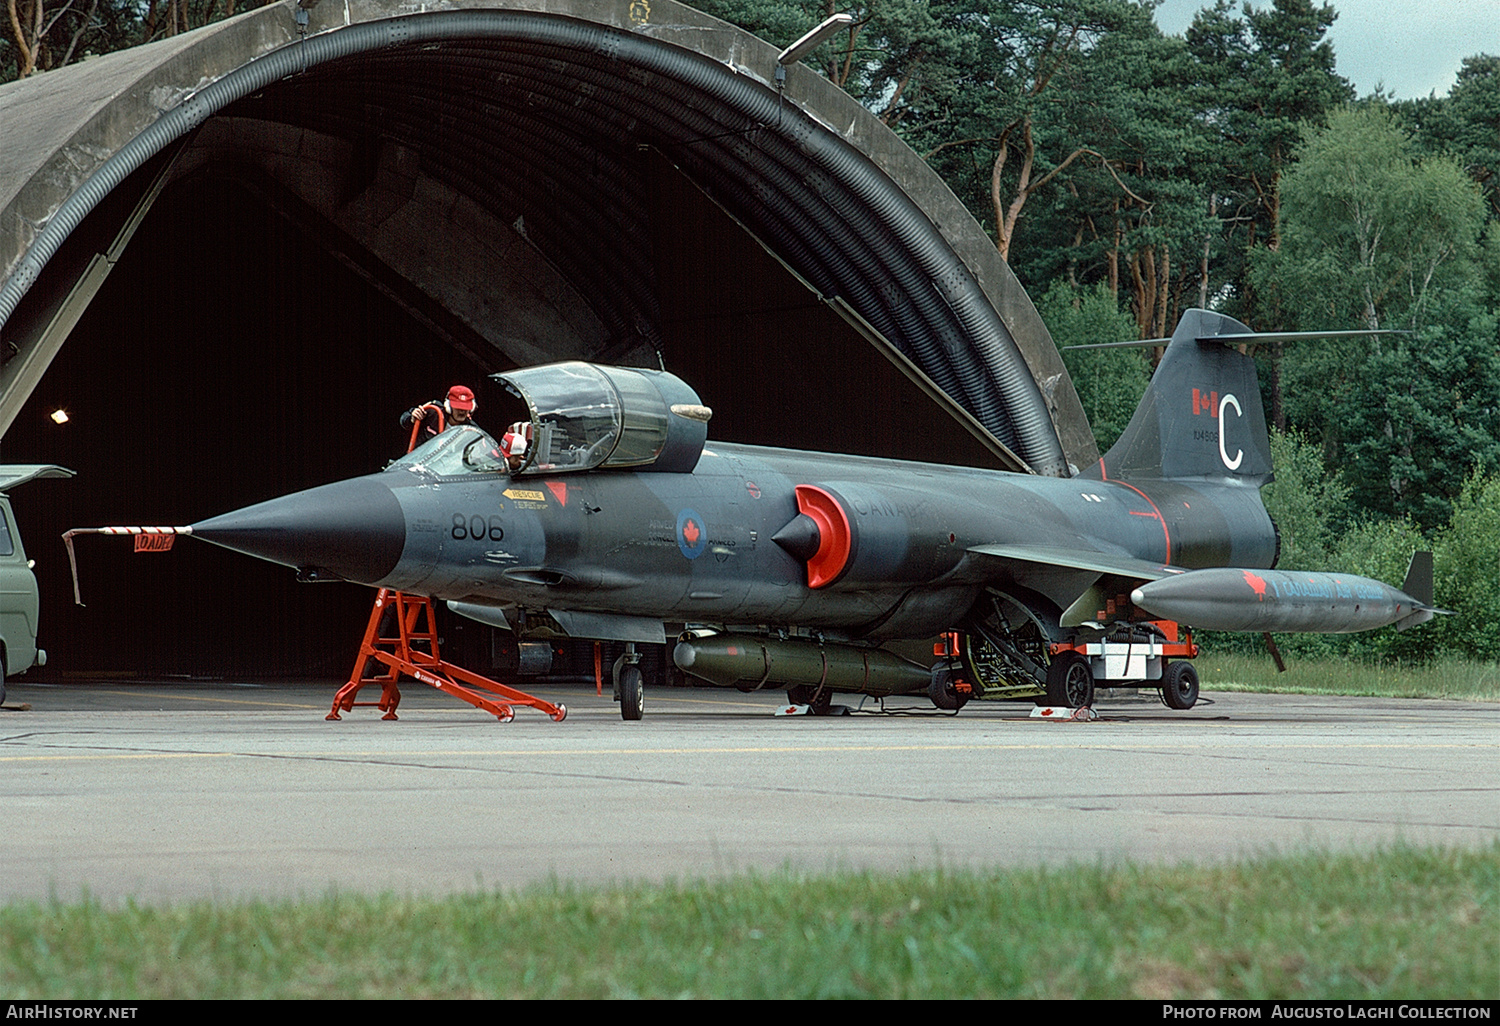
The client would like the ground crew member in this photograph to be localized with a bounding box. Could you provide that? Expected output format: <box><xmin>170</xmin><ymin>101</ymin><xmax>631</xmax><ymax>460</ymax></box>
<box><xmin>401</xmin><ymin>385</ymin><xmax>478</xmax><ymax>443</ymax></box>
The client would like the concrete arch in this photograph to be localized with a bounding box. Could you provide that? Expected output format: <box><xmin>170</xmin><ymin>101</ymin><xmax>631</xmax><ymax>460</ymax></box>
<box><xmin>0</xmin><ymin>0</ymin><xmax>1097</xmax><ymax>475</ymax></box>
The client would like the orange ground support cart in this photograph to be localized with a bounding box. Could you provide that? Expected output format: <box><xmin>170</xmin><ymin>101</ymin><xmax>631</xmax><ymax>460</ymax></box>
<box><xmin>1048</xmin><ymin>621</ymin><xmax>1198</xmax><ymax>681</ymax></box>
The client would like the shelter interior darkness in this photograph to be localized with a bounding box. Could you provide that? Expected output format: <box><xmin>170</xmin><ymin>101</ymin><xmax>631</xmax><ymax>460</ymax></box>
<box><xmin>4</xmin><ymin>158</ymin><xmax>1000</xmax><ymax>679</ymax></box>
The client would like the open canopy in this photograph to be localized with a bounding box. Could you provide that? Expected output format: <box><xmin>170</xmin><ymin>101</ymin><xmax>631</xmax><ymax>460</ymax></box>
<box><xmin>494</xmin><ymin>362</ymin><xmax>711</xmax><ymax>476</ymax></box>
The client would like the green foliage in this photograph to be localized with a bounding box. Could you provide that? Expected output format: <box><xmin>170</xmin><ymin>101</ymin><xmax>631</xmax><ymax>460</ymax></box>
<box><xmin>691</xmin><ymin>0</ymin><xmax>817</xmax><ymax>42</ymax></box>
<box><xmin>1338</xmin><ymin>309</ymin><xmax>1500</xmax><ymax>527</ymax></box>
<box><xmin>1254</xmin><ymin>106</ymin><xmax>1499</xmax><ymax>527</ymax></box>
<box><xmin>1198</xmin><ymin>652</ymin><xmax>1498</xmax><ymax>701</ymax></box>
<box><xmin>1260</xmin><ymin>427</ymin><xmax>1351</xmax><ymax>569</ymax></box>
<box><xmin>1482</xmin><ymin>220</ymin><xmax>1500</xmax><ymax>309</ymax></box>
<box><xmin>1430</xmin><ymin>473</ymin><xmax>1500</xmax><ymax>663</ymax></box>
<box><xmin>865</xmin><ymin>0</ymin><xmax>1198</xmax><ymax>333</ymax></box>
<box><xmin>1183</xmin><ymin>0</ymin><xmax>1353</xmax><ymax>323</ymax></box>
<box><xmin>2</xmin><ymin>848</ymin><xmax>1495</xmax><ymax>998</ymax></box>
<box><xmin>1259</xmin><ymin>106</ymin><xmax>1487</xmax><ymax>332</ymax></box>
<box><xmin>1018</xmin><ymin>10</ymin><xmax>1215</xmax><ymax>335</ymax></box>
<box><xmin>691</xmin><ymin>0</ymin><xmax>982</xmax><ymax>112</ymax></box>
<box><xmin>1399</xmin><ymin>55</ymin><xmax>1500</xmax><ymax>222</ymax></box>
<box><xmin>1037</xmin><ymin>282</ymin><xmax>1148</xmax><ymax>449</ymax></box>
<box><xmin>1271</xmin><ymin>300</ymin><xmax>1500</xmax><ymax>530</ymax></box>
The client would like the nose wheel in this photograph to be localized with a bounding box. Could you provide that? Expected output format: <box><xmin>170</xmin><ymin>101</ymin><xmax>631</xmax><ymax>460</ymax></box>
<box><xmin>612</xmin><ymin>644</ymin><xmax>647</xmax><ymax>720</ymax></box>
<box><xmin>618</xmin><ymin>664</ymin><xmax>644</xmax><ymax>720</ymax></box>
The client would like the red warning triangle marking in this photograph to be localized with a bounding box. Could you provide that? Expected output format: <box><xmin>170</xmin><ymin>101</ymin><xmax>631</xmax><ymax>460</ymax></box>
<box><xmin>545</xmin><ymin>481</ymin><xmax>568</xmax><ymax>506</ymax></box>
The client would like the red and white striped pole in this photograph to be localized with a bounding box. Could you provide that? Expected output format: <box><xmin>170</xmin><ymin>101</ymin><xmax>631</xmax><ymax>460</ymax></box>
<box><xmin>61</xmin><ymin>526</ymin><xmax>193</xmax><ymax>605</ymax></box>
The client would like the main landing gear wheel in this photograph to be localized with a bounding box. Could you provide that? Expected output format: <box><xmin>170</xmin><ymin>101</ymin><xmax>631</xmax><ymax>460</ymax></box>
<box><xmin>928</xmin><ymin>664</ymin><xmax>969</xmax><ymax>711</ymax></box>
<box><xmin>619</xmin><ymin>664</ymin><xmax>644</xmax><ymax>721</ymax></box>
<box><xmin>1161</xmin><ymin>660</ymin><xmax>1200</xmax><ymax>710</ymax></box>
<box><xmin>1044</xmin><ymin>651</ymin><xmax>1095</xmax><ymax>709</ymax></box>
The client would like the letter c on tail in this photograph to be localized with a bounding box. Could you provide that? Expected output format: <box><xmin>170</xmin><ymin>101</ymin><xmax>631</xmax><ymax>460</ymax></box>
<box><xmin>1218</xmin><ymin>393</ymin><xmax>1243</xmax><ymax>470</ymax></box>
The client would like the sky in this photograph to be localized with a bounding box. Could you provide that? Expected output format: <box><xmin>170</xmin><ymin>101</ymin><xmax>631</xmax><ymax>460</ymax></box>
<box><xmin>1152</xmin><ymin>0</ymin><xmax>1500</xmax><ymax>99</ymax></box>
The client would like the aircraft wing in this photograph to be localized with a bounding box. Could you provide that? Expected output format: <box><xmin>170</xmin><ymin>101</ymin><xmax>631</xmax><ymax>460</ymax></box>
<box><xmin>965</xmin><ymin>543</ymin><xmax>1184</xmax><ymax>582</ymax></box>
<box><xmin>966</xmin><ymin>543</ymin><xmax>1190</xmax><ymax>627</ymax></box>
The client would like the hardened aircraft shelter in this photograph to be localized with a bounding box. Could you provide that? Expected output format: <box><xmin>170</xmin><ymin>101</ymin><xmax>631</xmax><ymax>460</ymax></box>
<box><xmin>0</xmin><ymin>0</ymin><xmax>1097</xmax><ymax>675</ymax></box>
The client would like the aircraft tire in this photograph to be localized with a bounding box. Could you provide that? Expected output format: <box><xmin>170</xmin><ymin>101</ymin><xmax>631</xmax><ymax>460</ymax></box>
<box><xmin>1044</xmin><ymin>651</ymin><xmax>1095</xmax><ymax>708</ymax></box>
<box><xmin>1162</xmin><ymin>660</ymin><xmax>1199</xmax><ymax>710</ymax></box>
<box><xmin>928</xmin><ymin>665</ymin><xmax>968</xmax><ymax>711</ymax></box>
<box><xmin>0</xmin><ymin>663</ymin><xmax>6</xmax><ymax>708</ymax></box>
<box><xmin>619</xmin><ymin>664</ymin><xmax>644</xmax><ymax>721</ymax></box>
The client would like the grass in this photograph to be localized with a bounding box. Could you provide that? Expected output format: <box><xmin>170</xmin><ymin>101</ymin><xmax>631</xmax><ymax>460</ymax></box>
<box><xmin>1195</xmin><ymin>653</ymin><xmax>1500</xmax><ymax>703</ymax></box>
<box><xmin>1</xmin><ymin>845</ymin><xmax>1495</xmax><ymax>999</ymax></box>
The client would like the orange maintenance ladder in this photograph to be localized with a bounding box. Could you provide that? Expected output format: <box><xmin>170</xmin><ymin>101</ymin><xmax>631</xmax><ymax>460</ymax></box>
<box><xmin>325</xmin><ymin>402</ymin><xmax>566</xmax><ymax>723</ymax></box>
<box><xmin>326</xmin><ymin>588</ymin><xmax>566</xmax><ymax>722</ymax></box>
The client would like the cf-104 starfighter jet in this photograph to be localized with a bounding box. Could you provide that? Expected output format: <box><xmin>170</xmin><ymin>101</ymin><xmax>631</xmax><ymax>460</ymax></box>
<box><xmin>182</xmin><ymin>309</ymin><xmax>1443</xmax><ymax>719</ymax></box>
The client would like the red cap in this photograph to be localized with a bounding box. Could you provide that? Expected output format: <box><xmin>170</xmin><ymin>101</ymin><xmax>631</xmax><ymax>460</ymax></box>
<box><xmin>501</xmin><ymin>431</ymin><xmax>528</xmax><ymax>459</ymax></box>
<box><xmin>446</xmin><ymin>385</ymin><xmax>476</xmax><ymax>411</ymax></box>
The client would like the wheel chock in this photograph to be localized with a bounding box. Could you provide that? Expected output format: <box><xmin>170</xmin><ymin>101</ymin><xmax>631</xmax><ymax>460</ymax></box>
<box><xmin>1030</xmin><ymin>705</ymin><xmax>1099</xmax><ymax>721</ymax></box>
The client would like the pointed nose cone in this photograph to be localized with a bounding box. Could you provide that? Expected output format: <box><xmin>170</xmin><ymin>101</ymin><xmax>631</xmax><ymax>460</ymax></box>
<box><xmin>192</xmin><ymin>476</ymin><xmax>406</xmax><ymax>585</ymax></box>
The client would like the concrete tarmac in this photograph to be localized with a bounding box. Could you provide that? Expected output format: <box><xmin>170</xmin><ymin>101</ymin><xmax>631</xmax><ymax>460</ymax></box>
<box><xmin>0</xmin><ymin>678</ymin><xmax>1494</xmax><ymax>904</ymax></box>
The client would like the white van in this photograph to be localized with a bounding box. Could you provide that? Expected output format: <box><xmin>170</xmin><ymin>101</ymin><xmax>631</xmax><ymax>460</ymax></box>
<box><xmin>0</xmin><ymin>465</ymin><xmax>74</xmax><ymax>704</ymax></box>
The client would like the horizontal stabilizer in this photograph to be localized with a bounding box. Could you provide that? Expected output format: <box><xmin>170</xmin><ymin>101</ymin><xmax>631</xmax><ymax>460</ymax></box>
<box><xmin>1064</xmin><ymin>328</ymin><xmax>1408</xmax><ymax>351</ymax></box>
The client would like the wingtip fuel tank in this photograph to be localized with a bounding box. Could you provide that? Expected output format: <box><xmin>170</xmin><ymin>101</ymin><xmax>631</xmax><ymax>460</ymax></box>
<box><xmin>1130</xmin><ymin>566</ymin><xmax>1441</xmax><ymax>634</ymax></box>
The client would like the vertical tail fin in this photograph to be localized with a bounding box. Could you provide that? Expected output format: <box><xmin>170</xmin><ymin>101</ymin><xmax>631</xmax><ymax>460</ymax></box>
<box><xmin>1095</xmin><ymin>310</ymin><xmax>1273</xmax><ymax>485</ymax></box>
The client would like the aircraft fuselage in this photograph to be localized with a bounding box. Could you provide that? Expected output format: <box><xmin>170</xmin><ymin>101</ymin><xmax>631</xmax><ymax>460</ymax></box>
<box><xmin>195</xmin><ymin>440</ymin><xmax>1277</xmax><ymax>643</ymax></box>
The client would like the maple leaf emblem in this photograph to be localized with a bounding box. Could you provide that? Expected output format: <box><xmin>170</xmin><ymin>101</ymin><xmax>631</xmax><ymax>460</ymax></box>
<box><xmin>682</xmin><ymin>519</ymin><xmax>701</xmax><ymax>546</ymax></box>
<box><xmin>1242</xmin><ymin>569</ymin><xmax>1267</xmax><ymax>599</ymax></box>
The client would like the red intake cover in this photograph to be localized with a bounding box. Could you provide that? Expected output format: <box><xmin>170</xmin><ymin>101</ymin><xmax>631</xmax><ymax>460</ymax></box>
<box><xmin>794</xmin><ymin>484</ymin><xmax>853</xmax><ymax>588</ymax></box>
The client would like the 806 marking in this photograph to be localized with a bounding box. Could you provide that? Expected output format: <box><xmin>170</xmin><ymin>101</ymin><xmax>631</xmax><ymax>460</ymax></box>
<box><xmin>452</xmin><ymin>513</ymin><xmax>504</xmax><ymax>542</ymax></box>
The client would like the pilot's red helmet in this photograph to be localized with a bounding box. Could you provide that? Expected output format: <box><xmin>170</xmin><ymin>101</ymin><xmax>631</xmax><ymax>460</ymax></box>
<box><xmin>446</xmin><ymin>385</ymin><xmax>476</xmax><ymax>412</ymax></box>
<box><xmin>501</xmin><ymin>431</ymin><xmax>528</xmax><ymax>460</ymax></box>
